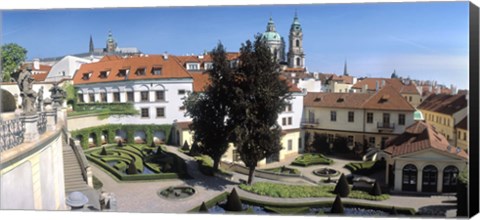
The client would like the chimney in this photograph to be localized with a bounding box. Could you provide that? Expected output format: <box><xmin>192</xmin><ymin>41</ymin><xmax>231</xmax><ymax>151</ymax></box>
<box><xmin>362</xmin><ymin>84</ymin><xmax>368</xmax><ymax>93</ymax></box>
<box><xmin>163</xmin><ymin>51</ymin><xmax>169</xmax><ymax>60</ymax></box>
<box><xmin>33</xmin><ymin>58</ymin><xmax>40</xmax><ymax>70</ymax></box>
<box><xmin>375</xmin><ymin>81</ymin><xmax>379</xmax><ymax>91</ymax></box>
<box><xmin>381</xmin><ymin>80</ymin><xmax>386</xmax><ymax>88</ymax></box>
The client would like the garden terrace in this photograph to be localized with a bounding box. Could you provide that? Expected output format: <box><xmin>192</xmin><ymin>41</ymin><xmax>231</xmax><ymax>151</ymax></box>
<box><xmin>85</xmin><ymin>144</ymin><xmax>188</xmax><ymax>181</ymax></box>
<box><xmin>239</xmin><ymin>182</ymin><xmax>390</xmax><ymax>201</ymax></box>
<box><xmin>291</xmin><ymin>153</ymin><xmax>334</xmax><ymax>167</ymax></box>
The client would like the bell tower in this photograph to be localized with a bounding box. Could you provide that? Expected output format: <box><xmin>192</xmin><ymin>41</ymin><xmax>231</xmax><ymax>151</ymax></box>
<box><xmin>287</xmin><ymin>12</ymin><xmax>305</xmax><ymax>68</ymax></box>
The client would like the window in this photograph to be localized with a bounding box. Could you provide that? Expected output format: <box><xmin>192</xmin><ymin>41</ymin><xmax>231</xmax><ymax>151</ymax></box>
<box><xmin>82</xmin><ymin>73</ymin><xmax>91</xmax><ymax>80</ymax></box>
<box><xmin>367</xmin><ymin>112</ymin><xmax>373</xmax><ymax>123</ymax></box>
<box><xmin>295</xmin><ymin>39</ymin><xmax>300</xmax><ymax>47</ymax></box>
<box><xmin>288</xmin><ymin>140</ymin><xmax>293</xmax><ymax>151</ymax></box>
<box><xmin>78</xmin><ymin>94</ymin><xmax>84</xmax><ymax>103</ymax></box>
<box><xmin>136</xmin><ymin>68</ymin><xmax>146</xmax><ymax>76</ymax></box>
<box><xmin>285</xmin><ymin>104</ymin><xmax>292</xmax><ymax>112</ymax></box>
<box><xmin>381</xmin><ymin>137</ymin><xmax>389</xmax><ymax>149</ymax></box>
<box><xmin>327</xmin><ymin>134</ymin><xmax>334</xmax><ymax>143</ymax></box>
<box><xmin>187</xmin><ymin>63</ymin><xmax>199</xmax><ymax>70</ymax></box>
<box><xmin>282</xmin><ymin>118</ymin><xmax>287</xmax><ymax>126</ymax></box>
<box><xmin>178</xmin><ymin>89</ymin><xmax>186</xmax><ymax>95</ymax></box>
<box><xmin>233</xmin><ymin>150</ymin><xmax>241</xmax><ymax>161</ymax></box>
<box><xmin>348</xmin><ymin>136</ymin><xmax>354</xmax><ymax>145</ymax></box>
<box><xmin>156</xmin><ymin>91</ymin><xmax>165</xmax><ymax>101</ymax></box>
<box><xmin>100</xmin><ymin>92</ymin><xmax>107</xmax><ymax>102</ymax></box>
<box><xmin>287</xmin><ymin>117</ymin><xmax>292</xmax><ymax>125</ymax></box>
<box><xmin>330</xmin><ymin>111</ymin><xmax>337</xmax><ymax>122</ymax></box>
<box><xmin>296</xmin><ymin>57</ymin><xmax>301</xmax><ymax>66</ymax></box>
<box><xmin>348</xmin><ymin>111</ymin><xmax>354</xmax><ymax>122</ymax></box>
<box><xmin>126</xmin><ymin>92</ymin><xmax>134</xmax><ymax>102</ymax></box>
<box><xmin>409</xmin><ymin>96</ymin><xmax>412</xmax><ymax>102</ymax></box>
<box><xmin>141</xmin><ymin>108</ymin><xmax>149</xmax><ymax>118</ymax></box>
<box><xmin>118</xmin><ymin>69</ymin><xmax>128</xmax><ymax>77</ymax></box>
<box><xmin>204</xmin><ymin>62</ymin><xmax>213</xmax><ymax>70</ymax></box>
<box><xmin>398</xmin><ymin>114</ymin><xmax>405</xmax><ymax>125</ymax></box>
<box><xmin>463</xmin><ymin>132</ymin><xmax>467</xmax><ymax>141</ymax></box>
<box><xmin>402</xmin><ymin>164</ymin><xmax>417</xmax><ymax>191</ymax></box>
<box><xmin>229</xmin><ymin>60</ymin><xmax>238</xmax><ymax>68</ymax></box>
<box><xmin>141</xmin><ymin>91</ymin><xmax>149</xmax><ymax>102</ymax></box>
<box><xmin>152</xmin><ymin>67</ymin><xmax>162</xmax><ymax>75</ymax></box>
<box><xmin>179</xmin><ymin>106</ymin><xmax>186</xmax><ymax>111</ymax></box>
<box><xmin>99</xmin><ymin>71</ymin><xmax>109</xmax><ymax>78</ymax></box>
<box><xmin>156</xmin><ymin>107</ymin><xmax>165</xmax><ymax>118</ymax></box>
<box><xmin>369</xmin><ymin>137</ymin><xmax>375</xmax><ymax>147</ymax></box>
<box><xmin>113</xmin><ymin>92</ymin><xmax>120</xmax><ymax>102</ymax></box>
<box><xmin>89</xmin><ymin>94</ymin><xmax>95</xmax><ymax>103</ymax></box>
<box><xmin>443</xmin><ymin>118</ymin><xmax>446</xmax><ymax>125</ymax></box>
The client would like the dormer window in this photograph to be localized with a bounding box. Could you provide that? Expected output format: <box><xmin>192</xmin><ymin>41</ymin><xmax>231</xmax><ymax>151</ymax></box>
<box><xmin>186</xmin><ymin>63</ymin><xmax>200</xmax><ymax>71</ymax></box>
<box><xmin>82</xmin><ymin>72</ymin><xmax>92</xmax><ymax>80</ymax></box>
<box><xmin>152</xmin><ymin>66</ymin><xmax>162</xmax><ymax>75</ymax></box>
<box><xmin>136</xmin><ymin>67</ymin><xmax>146</xmax><ymax>76</ymax></box>
<box><xmin>99</xmin><ymin>70</ymin><xmax>109</xmax><ymax>79</ymax></box>
<box><xmin>204</xmin><ymin>62</ymin><xmax>213</xmax><ymax>70</ymax></box>
<box><xmin>229</xmin><ymin>60</ymin><xmax>238</xmax><ymax>68</ymax></box>
<box><xmin>118</xmin><ymin>68</ymin><xmax>129</xmax><ymax>77</ymax></box>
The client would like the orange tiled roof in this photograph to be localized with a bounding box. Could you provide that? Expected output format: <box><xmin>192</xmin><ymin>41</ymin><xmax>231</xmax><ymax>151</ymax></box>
<box><xmin>176</xmin><ymin>52</ymin><xmax>240</xmax><ymax>69</ymax></box>
<box><xmin>384</xmin><ymin>121</ymin><xmax>468</xmax><ymax>159</ymax></box>
<box><xmin>32</xmin><ymin>73</ymin><xmax>48</xmax><ymax>81</ymax></box>
<box><xmin>362</xmin><ymin>85</ymin><xmax>415</xmax><ymax>111</ymax></box>
<box><xmin>352</xmin><ymin>78</ymin><xmax>403</xmax><ymax>91</ymax></box>
<box><xmin>417</xmin><ymin>93</ymin><xmax>467</xmax><ymax>115</ymax></box>
<box><xmin>192</xmin><ymin>73</ymin><xmax>211</xmax><ymax>92</ymax></box>
<box><xmin>330</xmin><ymin>75</ymin><xmax>354</xmax><ymax>84</ymax></box>
<box><xmin>73</xmin><ymin>55</ymin><xmax>192</xmax><ymax>85</ymax></box>
<box><xmin>399</xmin><ymin>82</ymin><xmax>420</xmax><ymax>95</ymax></box>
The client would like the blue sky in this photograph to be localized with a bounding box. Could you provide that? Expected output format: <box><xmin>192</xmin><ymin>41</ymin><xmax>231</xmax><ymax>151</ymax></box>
<box><xmin>1</xmin><ymin>2</ymin><xmax>470</xmax><ymax>89</ymax></box>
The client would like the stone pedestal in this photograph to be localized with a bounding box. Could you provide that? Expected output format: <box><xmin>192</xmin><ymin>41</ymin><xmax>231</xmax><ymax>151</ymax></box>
<box><xmin>21</xmin><ymin>114</ymin><xmax>39</xmax><ymax>143</ymax></box>
<box><xmin>46</xmin><ymin>110</ymin><xmax>57</xmax><ymax>132</ymax></box>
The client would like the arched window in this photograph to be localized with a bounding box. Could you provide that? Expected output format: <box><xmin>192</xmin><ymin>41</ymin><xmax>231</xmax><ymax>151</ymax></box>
<box><xmin>295</xmin><ymin>39</ymin><xmax>300</xmax><ymax>47</ymax></box>
<box><xmin>443</xmin><ymin>166</ymin><xmax>459</xmax><ymax>192</ymax></box>
<box><xmin>402</xmin><ymin>164</ymin><xmax>417</xmax><ymax>191</ymax></box>
<box><xmin>296</xmin><ymin>57</ymin><xmax>301</xmax><ymax>66</ymax></box>
<box><xmin>422</xmin><ymin>165</ymin><xmax>438</xmax><ymax>192</ymax></box>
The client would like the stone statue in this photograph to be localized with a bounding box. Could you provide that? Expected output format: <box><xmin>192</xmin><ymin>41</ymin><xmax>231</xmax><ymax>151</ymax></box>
<box><xmin>50</xmin><ymin>82</ymin><xmax>66</xmax><ymax>107</ymax></box>
<box><xmin>37</xmin><ymin>86</ymin><xmax>44</xmax><ymax>111</ymax></box>
<box><xmin>16</xmin><ymin>67</ymin><xmax>37</xmax><ymax>115</ymax></box>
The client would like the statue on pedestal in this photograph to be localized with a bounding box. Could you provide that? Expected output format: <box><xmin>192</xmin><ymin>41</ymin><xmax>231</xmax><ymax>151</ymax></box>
<box><xmin>16</xmin><ymin>67</ymin><xmax>37</xmax><ymax>115</ymax></box>
<box><xmin>37</xmin><ymin>86</ymin><xmax>44</xmax><ymax>112</ymax></box>
<box><xmin>50</xmin><ymin>82</ymin><xmax>66</xmax><ymax>107</ymax></box>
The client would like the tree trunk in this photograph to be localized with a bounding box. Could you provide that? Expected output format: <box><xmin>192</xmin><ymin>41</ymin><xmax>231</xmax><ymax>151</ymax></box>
<box><xmin>213</xmin><ymin>158</ymin><xmax>220</xmax><ymax>172</ymax></box>
<box><xmin>247</xmin><ymin>166</ymin><xmax>255</xmax><ymax>185</ymax></box>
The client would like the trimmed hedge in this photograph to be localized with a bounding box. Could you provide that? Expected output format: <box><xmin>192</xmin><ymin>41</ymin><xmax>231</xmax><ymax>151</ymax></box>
<box><xmin>344</xmin><ymin>160</ymin><xmax>385</xmax><ymax>175</ymax></box>
<box><xmin>71</xmin><ymin>124</ymin><xmax>172</xmax><ymax>149</ymax></box>
<box><xmin>291</xmin><ymin>153</ymin><xmax>334</xmax><ymax>167</ymax></box>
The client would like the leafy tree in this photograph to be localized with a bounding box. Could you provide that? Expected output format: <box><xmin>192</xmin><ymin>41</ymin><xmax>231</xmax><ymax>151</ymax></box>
<box><xmin>333</xmin><ymin>173</ymin><xmax>350</xmax><ymax>197</ymax></box>
<box><xmin>184</xmin><ymin>43</ymin><xmax>235</xmax><ymax>172</ymax></box>
<box><xmin>1</xmin><ymin>43</ymin><xmax>27</xmax><ymax>82</ymax></box>
<box><xmin>63</xmin><ymin>81</ymin><xmax>77</xmax><ymax>109</ymax></box>
<box><xmin>230</xmin><ymin>36</ymin><xmax>290</xmax><ymax>184</ymax></box>
<box><xmin>312</xmin><ymin>133</ymin><xmax>329</xmax><ymax>154</ymax></box>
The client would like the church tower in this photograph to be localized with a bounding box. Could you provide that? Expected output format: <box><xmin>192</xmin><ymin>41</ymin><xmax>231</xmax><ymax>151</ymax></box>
<box><xmin>89</xmin><ymin>35</ymin><xmax>94</xmax><ymax>54</ymax></box>
<box><xmin>105</xmin><ymin>31</ymin><xmax>117</xmax><ymax>53</ymax></box>
<box><xmin>287</xmin><ymin>13</ymin><xmax>305</xmax><ymax>68</ymax></box>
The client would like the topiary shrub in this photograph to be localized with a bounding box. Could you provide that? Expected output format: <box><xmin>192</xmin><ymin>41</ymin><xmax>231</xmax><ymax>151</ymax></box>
<box><xmin>182</xmin><ymin>140</ymin><xmax>190</xmax><ymax>151</ymax></box>
<box><xmin>333</xmin><ymin>174</ymin><xmax>350</xmax><ymax>197</ymax></box>
<box><xmin>189</xmin><ymin>142</ymin><xmax>200</xmax><ymax>156</ymax></box>
<box><xmin>370</xmin><ymin>181</ymin><xmax>382</xmax><ymax>196</ymax></box>
<box><xmin>330</xmin><ymin>195</ymin><xmax>344</xmax><ymax>214</ymax></box>
<box><xmin>225</xmin><ymin>188</ymin><xmax>243</xmax><ymax>211</ymax></box>
<box><xmin>199</xmin><ymin>202</ymin><xmax>209</xmax><ymax>213</ymax></box>
<box><xmin>126</xmin><ymin>161</ymin><xmax>138</xmax><ymax>175</ymax></box>
<box><xmin>150</xmin><ymin>142</ymin><xmax>156</xmax><ymax>148</ymax></box>
<box><xmin>390</xmin><ymin>206</ymin><xmax>398</xmax><ymax>215</ymax></box>
<box><xmin>117</xmin><ymin>140</ymin><xmax>123</xmax><ymax>147</ymax></box>
<box><xmin>100</xmin><ymin>146</ymin><xmax>107</xmax><ymax>155</ymax></box>
<box><xmin>1</xmin><ymin>89</ymin><xmax>16</xmax><ymax>112</ymax></box>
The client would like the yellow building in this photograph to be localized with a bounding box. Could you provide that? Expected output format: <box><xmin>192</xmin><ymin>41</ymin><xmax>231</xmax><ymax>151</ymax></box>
<box><xmin>455</xmin><ymin>116</ymin><xmax>468</xmax><ymax>151</ymax></box>
<box><xmin>418</xmin><ymin>93</ymin><xmax>468</xmax><ymax>147</ymax></box>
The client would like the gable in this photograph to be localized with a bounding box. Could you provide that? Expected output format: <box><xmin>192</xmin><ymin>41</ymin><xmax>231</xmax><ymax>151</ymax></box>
<box><xmin>396</xmin><ymin>148</ymin><xmax>466</xmax><ymax>161</ymax></box>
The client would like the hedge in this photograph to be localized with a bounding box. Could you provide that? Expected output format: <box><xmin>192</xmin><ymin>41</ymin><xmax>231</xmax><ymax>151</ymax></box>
<box><xmin>291</xmin><ymin>153</ymin><xmax>334</xmax><ymax>167</ymax></box>
<box><xmin>344</xmin><ymin>160</ymin><xmax>385</xmax><ymax>175</ymax></box>
<box><xmin>71</xmin><ymin>124</ymin><xmax>172</xmax><ymax>149</ymax></box>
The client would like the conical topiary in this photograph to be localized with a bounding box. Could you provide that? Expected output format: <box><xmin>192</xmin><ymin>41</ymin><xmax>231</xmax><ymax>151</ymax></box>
<box><xmin>390</xmin><ymin>206</ymin><xmax>398</xmax><ymax>215</ymax></box>
<box><xmin>370</xmin><ymin>181</ymin><xmax>382</xmax><ymax>196</ymax></box>
<box><xmin>126</xmin><ymin>161</ymin><xmax>138</xmax><ymax>175</ymax></box>
<box><xmin>199</xmin><ymin>202</ymin><xmax>209</xmax><ymax>213</ymax></box>
<box><xmin>330</xmin><ymin>195</ymin><xmax>344</xmax><ymax>214</ymax></box>
<box><xmin>117</xmin><ymin>140</ymin><xmax>123</xmax><ymax>147</ymax></box>
<box><xmin>182</xmin><ymin>140</ymin><xmax>190</xmax><ymax>151</ymax></box>
<box><xmin>100</xmin><ymin>146</ymin><xmax>107</xmax><ymax>155</ymax></box>
<box><xmin>150</xmin><ymin>142</ymin><xmax>156</xmax><ymax>148</ymax></box>
<box><xmin>333</xmin><ymin>174</ymin><xmax>350</xmax><ymax>197</ymax></box>
<box><xmin>190</xmin><ymin>142</ymin><xmax>200</xmax><ymax>156</ymax></box>
<box><xmin>225</xmin><ymin>188</ymin><xmax>243</xmax><ymax>211</ymax></box>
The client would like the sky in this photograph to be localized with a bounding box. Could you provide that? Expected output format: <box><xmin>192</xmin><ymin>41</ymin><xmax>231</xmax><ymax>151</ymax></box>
<box><xmin>1</xmin><ymin>2</ymin><xmax>470</xmax><ymax>89</ymax></box>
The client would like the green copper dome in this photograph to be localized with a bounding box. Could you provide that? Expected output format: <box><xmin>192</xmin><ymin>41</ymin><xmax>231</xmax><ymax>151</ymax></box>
<box><xmin>262</xmin><ymin>17</ymin><xmax>282</xmax><ymax>42</ymax></box>
<box><xmin>414</xmin><ymin>109</ymin><xmax>424</xmax><ymax>121</ymax></box>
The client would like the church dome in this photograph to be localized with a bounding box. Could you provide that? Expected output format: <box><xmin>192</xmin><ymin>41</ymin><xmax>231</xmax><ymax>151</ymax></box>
<box><xmin>261</xmin><ymin>17</ymin><xmax>282</xmax><ymax>42</ymax></box>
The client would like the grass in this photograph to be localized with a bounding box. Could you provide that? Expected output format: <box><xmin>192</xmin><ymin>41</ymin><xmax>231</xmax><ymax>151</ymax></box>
<box><xmin>291</xmin><ymin>153</ymin><xmax>333</xmax><ymax>167</ymax></box>
<box><xmin>239</xmin><ymin>182</ymin><xmax>390</xmax><ymax>201</ymax></box>
<box><xmin>194</xmin><ymin>155</ymin><xmax>232</xmax><ymax>176</ymax></box>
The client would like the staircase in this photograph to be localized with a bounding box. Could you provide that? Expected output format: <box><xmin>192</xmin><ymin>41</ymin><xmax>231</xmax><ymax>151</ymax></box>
<box><xmin>63</xmin><ymin>143</ymin><xmax>90</xmax><ymax>192</ymax></box>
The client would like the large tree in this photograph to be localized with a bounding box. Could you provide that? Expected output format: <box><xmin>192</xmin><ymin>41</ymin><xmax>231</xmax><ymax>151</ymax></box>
<box><xmin>184</xmin><ymin>43</ymin><xmax>235</xmax><ymax>172</ymax></box>
<box><xmin>1</xmin><ymin>43</ymin><xmax>27</xmax><ymax>82</ymax></box>
<box><xmin>230</xmin><ymin>36</ymin><xmax>290</xmax><ymax>184</ymax></box>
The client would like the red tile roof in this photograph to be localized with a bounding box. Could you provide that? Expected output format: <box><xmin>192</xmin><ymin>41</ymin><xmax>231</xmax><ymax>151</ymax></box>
<box><xmin>73</xmin><ymin>55</ymin><xmax>192</xmax><ymax>85</ymax></box>
<box><xmin>417</xmin><ymin>93</ymin><xmax>467</xmax><ymax>115</ymax></box>
<box><xmin>176</xmin><ymin>52</ymin><xmax>240</xmax><ymax>69</ymax></box>
<box><xmin>399</xmin><ymin>82</ymin><xmax>420</xmax><ymax>95</ymax></box>
<box><xmin>174</xmin><ymin>121</ymin><xmax>192</xmax><ymax>130</ymax></box>
<box><xmin>330</xmin><ymin>75</ymin><xmax>354</xmax><ymax>84</ymax></box>
<box><xmin>191</xmin><ymin>73</ymin><xmax>210</xmax><ymax>92</ymax></box>
<box><xmin>32</xmin><ymin>73</ymin><xmax>48</xmax><ymax>81</ymax></box>
<box><xmin>304</xmin><ymin>85</ymin><xmax>414</xmax><ymax>111</ymax></box>
<box><xmin>384</xmin><ymin>121</ymin><xmax>468</xmax><ymax>159</ymax></box>
<box><xmin>352</xmin><ymin>78</ymin><xmax>403</xmax><ymax>91</ymax></box>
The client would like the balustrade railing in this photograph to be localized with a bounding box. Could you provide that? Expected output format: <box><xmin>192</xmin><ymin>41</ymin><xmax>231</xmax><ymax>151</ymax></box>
<box><xmin>0</xmin><ymin>118</ymin><xmax>25</xmax><ymax>152</ymax></box>
<box><xmin>38</xmin><ymin>112</ymin><xmax>47</xmax><ymax>135</ymax></box>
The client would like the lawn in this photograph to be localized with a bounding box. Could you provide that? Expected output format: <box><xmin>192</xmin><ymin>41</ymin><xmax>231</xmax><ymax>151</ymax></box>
<box><xmin>290</xmin><ymin>153</ymin><xmax>333</xmax><ymax>167</ymax></box>
<box><xmin>239</xmin><ymin>182</ymin><xmax>389</xmax><ymax>201</ymax></box>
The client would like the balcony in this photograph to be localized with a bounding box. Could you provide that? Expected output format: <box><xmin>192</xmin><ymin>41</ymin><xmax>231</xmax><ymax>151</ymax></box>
<box><xmin>301</xmin><ymin>118</ymin><xmax>320</xmax><ymax>127</ymax></box>
<box><xmin>377</xmin><ymin>122</ymin><xmax>395</xmax><ymax>131</ymax></box>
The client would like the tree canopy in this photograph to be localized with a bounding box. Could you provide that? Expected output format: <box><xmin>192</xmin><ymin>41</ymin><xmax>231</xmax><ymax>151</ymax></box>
<box><xmin>1</xmin><ymin>43</ymin><xmax>27</xmax><ymax>82</ymax></box>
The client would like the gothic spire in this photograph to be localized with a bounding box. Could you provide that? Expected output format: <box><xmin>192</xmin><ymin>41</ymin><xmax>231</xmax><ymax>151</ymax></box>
<box><xmin>89</xmin><ymin>35</ymin><xmax>94</xmax><ymax>54</ymax></box>
<box><xmin>343</xmin><ymin>60</ymin><xmax>349</xmax><ymax>76</ymax></box>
